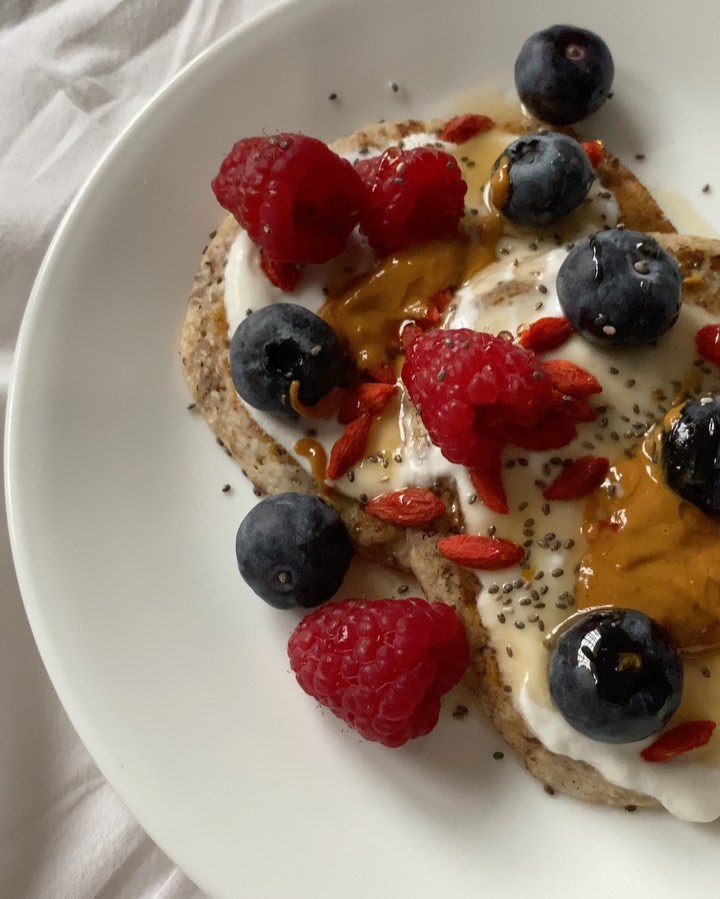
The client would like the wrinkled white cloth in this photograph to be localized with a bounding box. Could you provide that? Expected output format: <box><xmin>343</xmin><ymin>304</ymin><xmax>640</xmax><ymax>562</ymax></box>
<box><xmin>0</xmin><ymin>1</ymin><xmax>280</xmax><ymax>895</ymax></box>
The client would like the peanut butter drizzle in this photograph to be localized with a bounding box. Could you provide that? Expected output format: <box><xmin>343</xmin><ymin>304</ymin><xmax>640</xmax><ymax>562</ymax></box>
<box><xmin>319</xmin><ymin>240</ymin><xmax>467</xmax><ymax>371</ymax></box>
<box><xmin>578</xmin><ymin>424</ymin><xmax>720</xmax><ymax>655</ymax></box>
<box><xmin>294</xmin><ymin>438</ymin><xmax>328</xmax><ymax>492</ymax></box>
<box><xmin>319</xmin><ymin>235</ymin><xmax>497</xmax><ymax>372</ymax></box>
<box><xmin>288</xmin><ymin>380</ymin><xmax>344</xmax><ymax>420</ymax></box>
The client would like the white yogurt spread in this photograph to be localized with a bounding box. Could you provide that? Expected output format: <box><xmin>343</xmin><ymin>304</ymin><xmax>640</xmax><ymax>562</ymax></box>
<box><xmin>222</xmin><ymin>127</ymin><xmax>720</xmax><ymax>821</ymax></box>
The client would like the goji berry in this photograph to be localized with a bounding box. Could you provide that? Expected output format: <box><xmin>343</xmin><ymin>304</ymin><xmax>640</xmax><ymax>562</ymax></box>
<box><xmin>326</xmin><ymin>414</ymin><xmax>373</xmax><ymax>480</ymax></box>
<box><xmin>696</xmin><ymin>324</ymin><xmax>720</xmax><ymax>367</ymax></box>
<box><xmin>337</xmin><ymin>382</ymin><xmax>396</xmax><ymax>424</ymax></box>
<box><xmin>368</xmin><ymin>363</ymin><xmax>397</xmax><ymax>384</ymax></box>
<box><xmin>542</xmin><ymin>456</ymin><xmax>609</xmax><ymax>501</ymax></box>
<box><xmin>518</xmin><ymin>317</ymin><xmax>574</xmax><ymax>354</ymax></box>
<box><xmin>469</xmin><ymin>469</ymin><xmax>509</xmax><ymax>515</ymax></box>
<box><xmin>581</xmin><ymin>140</ymin><xmax>605</xmax><ymax>168</ymax></box>
<box><xmin>640</xmin><ymin>720</ymin><xmax>716</xmax><ymax>763</ymax></box>
<box><xmin>439</xmin><ymin>114</ymin><xmax>495</xmax><ymax>144</ymax></box>
<box><xmin>258</xmin><ymin>253</ymin><xmax>302</xmax><ymax>292</ymax></box>
<box><xmin>364</xmin><ymin>488</ymin><xmax>446</xmax><ymax>525</ymax></box>
<box><xmin>542</xmin><ymin>359</ymin><xmax>602</xmax><ymax>397</ymax></box>
<box><xmin>437</xmin><ymin>534</ymin><xmax>525</xmax><ymax>570</ymax></box>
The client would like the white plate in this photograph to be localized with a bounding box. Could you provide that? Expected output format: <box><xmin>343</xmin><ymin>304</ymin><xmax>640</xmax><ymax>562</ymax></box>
<box><xmin>7</xmin><ymin>0</ymin><xmax>720</xmax><ymax>895</ymax></box>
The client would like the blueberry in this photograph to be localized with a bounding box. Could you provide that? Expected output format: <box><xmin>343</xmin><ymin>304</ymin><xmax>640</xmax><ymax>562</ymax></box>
<box><xmin>556</xmin><ymin>229</ymin><xmax>682</xmax><ymax>348</ymax></box>
<box><xmin>236</xmin><ymin>493</ymin><xmax>353</xmax><ymax>609</ymax></box>
<box><xmin>549</xmin><ymin>609</ymin><xmax>683</xmax><ymax>743</ymax></box>
<box><xmin>515</xmin><ymin>25</ymin><xmax>614</xmax><ymax>125</ymax></box>
<box><xmin>230</xmin><ymin>303</ymin><xmax>342</xmax><ymax>416</ymax></box>
<box><xmin>491</xmin><ymin>134</ymin><xmax>593</xmax><ymax>227</ymax></box>
<box><xmin>662</xmin><ymin>397</ymin><xmax>720</xmax><ymax>514</ymax></box>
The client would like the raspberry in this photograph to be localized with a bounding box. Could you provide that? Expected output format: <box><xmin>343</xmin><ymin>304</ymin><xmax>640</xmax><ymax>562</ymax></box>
<box><xmin>287</xmin><ymin>598</ymin><xmax>469</xmax><ymax>748</ymax></box>
<box><xmin>401</xmin><ymin>329</ymin><xmax>553</xmax><ymax>469</ymax></box>
<box><xmin>355</xmin><ymin>146</ymin><xmax>467</xmax><ymax>255</ymax></box>
<box><xmin>211</xmin><ymin>134</ymin><xmax>363</xmax><ymax>264</ymax></box>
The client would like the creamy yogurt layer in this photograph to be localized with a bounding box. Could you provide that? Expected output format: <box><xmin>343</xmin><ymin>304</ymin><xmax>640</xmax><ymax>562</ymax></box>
<box><xmin>222</xmin><ymin>125</ymin><xmax>720</xmax><ymax>821</ymax></box>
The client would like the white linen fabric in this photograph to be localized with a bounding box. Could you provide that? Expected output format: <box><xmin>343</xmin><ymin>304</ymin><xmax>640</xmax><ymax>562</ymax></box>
<box><xmin>0</xmin><ymin>1</ymin><xmax>280</xmax><ymax>895</ymax></box>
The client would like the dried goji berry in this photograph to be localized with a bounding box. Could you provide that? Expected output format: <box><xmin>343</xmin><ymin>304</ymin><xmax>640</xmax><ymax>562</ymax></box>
<box><xmin>326</xmin><ymin>414</ymin><xmax>373</xmax><ymax>480</ymax></box>
<box><xmin>542</xmin><ymin>456</ymin><xmax>609</xmax><ymax>501</ymax></box>
<box><xmin>258</xmin><ymin>253</ymin><xmax>302</xmax><ymax>292</ymax></box>
<box><xmin>518</xmin><ymin>317</ymin><xmax>574</xmax><ymax>354</ymax></box>
<box><xmin>364</xmin><ymin>488</ymin><xmax>446</xmax><ymax>525</ymax></box>
<box><xmin>338</xmin><ymin>382</ymin><xmax>396</xmax><ymax>424</ymax></box>
<box><xmin>469</xmin><ymin>469</ymin><xmax>509</xmax><ymax>515</ymax></box>
<box><xmin>581</xmin><ymin>140</ymin><xmax>605</xmax><ymax>168</ymax></box>
<box><xmin>437</xmin><ymin>534</ymin><xmax>525</xmax><ymax>570</ymax></box>
<box><xmin>696</xmin><ymin>324</ymin><xmax>720</xmax><ymax>367</ymax></box>
<box><xmin>640</xmin><ymin>720</ymin><xmax>716</xmax><ymax>763</ymax></box>
<box><xmin>439</xmin><ymin>114</ymin><xmax>495</xmax><ymax>144</ymax></box>
<box><xmin>368</xmin><ymin>363</ymin><xmax>397</xmax><ymax>384</ymax></box>
<box><xmin>542</xmin><ymin>359</ymin><xmax>602</xmax><ymax>397</ymax></box>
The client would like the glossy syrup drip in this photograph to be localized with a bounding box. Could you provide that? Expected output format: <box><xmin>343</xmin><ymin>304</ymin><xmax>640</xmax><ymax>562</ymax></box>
<box><xmin>294</xmin><ymin>438</ymin><xmax>328</xmax><ymax>492</ymax></box>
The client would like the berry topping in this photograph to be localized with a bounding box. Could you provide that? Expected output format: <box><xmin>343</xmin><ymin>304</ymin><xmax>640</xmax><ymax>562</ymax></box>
<box><xmin>696</xmin><ymin>323</ymin><xmax>720</xmax><ymax>367</ymax></box>
<box><xmin>437</xmin><ymin>535</ymin><xmax>525</xmax><ymax>570</ymax></box>
<box><xmin>439</xmin><ymin>113</ymin><xmax>494</xmax><ymax>144</ymax></box>
<box><xmin>514</xmin><ymin>25</ymin><xmax>614</xmax><ymax>125</ymax></box>
<box><xmin>287</xmin><ymin>597</ymin><xmax>469</xmax><ymax>747</ymax></box>
<box><xmin>518</xmin><ymin>316</ymin><xmax>574</xmax><ymax>354</ymax></box>
<box><xmin>556</xmin><ymin>229</ymin><xmax>682</xmax><ymax>348</ymax></box>
<box><xmin>364</xmin><ymin>487</ymin><xmax>446</xmax><ymax>526</ymax></box>
<box><xmin>258</xmin><ymin>254</ymin><xmax>302</xmax><ymax>292</ymax></box>
<box><xmin>469</xmin><ymin>467</ymin><xmax>509</xmax><ymax>515</ymax></box>
<box><xmin>212</xmin><ymin>133</ymin><xmax>363</xmax><ymax>263</ymax></box>
<box><xmin>548</xmin><ymin>609</ymin><xmax>683</xmax><ymax>744</ymax></box>
<box><xmin>541</xmin><ymin>359</ymin><xmax>602</xmax><ymax>397</ymax></box>
<box><xmin>326</xmin><ymin>414</ymin><xmax>374</xmax><ymax>481</ymax></box>
<box><xmin>542</xmin><ymin>455</ymin><xmax>609</xmax><ymax>501</ymax></box>
<box><xmin>640</xmin><ymin>720</ymin><xmax>716</xmax><ymax>763</ymax></box>
<box><xmin>230</xmin><ymin>304</ymin><xmax>343</xmax><ymax>416</ymax></box>
<box><xmin>236</xmin><ymin>493</ymin><xmax>353</xmax><ymax>609</ymax></box>
<box><xmin>401</xmin><ymin>328</ymin><xmax>553</xmax><ymax>470</ymax></box>
<box><xmin>490</xmin><ymin>134</ymin><xmax>594</xmax><ymax>227</ymax></box>
<box><xmin>662</xmin><ymin>397</ymin><xmax>720</xmax><ymax>514</ymax></box>
<box><xmin>355</xmin><ymin>146</ymin><xmax>467</xmax><ymax>255</ymax></box>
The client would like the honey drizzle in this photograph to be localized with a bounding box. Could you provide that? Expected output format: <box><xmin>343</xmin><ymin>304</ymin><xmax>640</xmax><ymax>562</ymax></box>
<box><xmin>294</xmin><ymin>438</ymin><xmax>329</xmax><ymax>493</ymax></box>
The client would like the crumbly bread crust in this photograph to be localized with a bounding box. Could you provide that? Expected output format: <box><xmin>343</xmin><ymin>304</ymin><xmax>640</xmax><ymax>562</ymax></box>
<box><xmin>180</xmin><ymin>117</ymin><xmax>716</xmax><ymax>807</ymax></box>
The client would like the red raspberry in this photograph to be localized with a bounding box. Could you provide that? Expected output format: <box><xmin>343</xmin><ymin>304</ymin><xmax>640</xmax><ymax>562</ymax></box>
<box><xmin>287</xmin><ymin>598</ymin><xmax>469</xmax><ymax>748</ymax></box>
<box><xmin>355</xmin><ymin>146</ymin><xmax>467</xmax><ymax>255</ymax></box>
<box><xmin>401</xmin><ymin>329</ymin><xmax>553</xmax><ymax>469</ymax></box>
<box><xmin>211</xmin><ymin>134</ymin><xmax>363</xmax><ymax>264</ymax></box>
